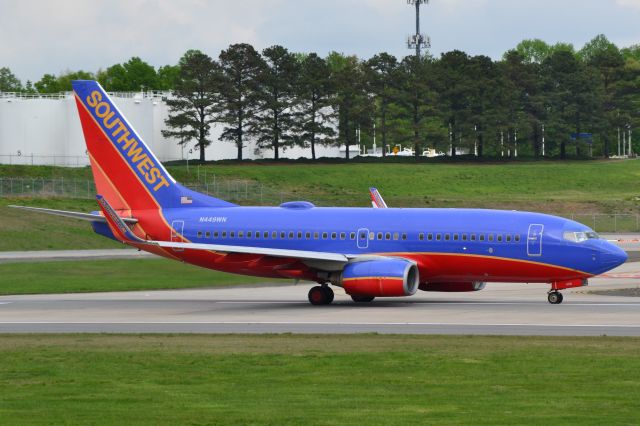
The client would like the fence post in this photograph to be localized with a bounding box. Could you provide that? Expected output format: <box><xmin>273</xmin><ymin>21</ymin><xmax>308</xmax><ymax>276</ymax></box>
<box><xmin>614</xmin><ymin>215</ymin><xmax>617</xmax><ymax>233</ymax></box>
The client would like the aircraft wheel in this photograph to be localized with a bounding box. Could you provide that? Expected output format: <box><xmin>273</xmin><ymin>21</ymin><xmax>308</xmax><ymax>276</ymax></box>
<box><xmin>548</xmin><ymin>291</ymin><xmax>563</xmax><ymax>305</ymax></box>
<box><xmin>351</xmin><ymin>295</ymin><xmax>375</xmax><ymax>303</ymax></box>
<box><xmin>323</xmin><ymin>286</ymin><xmax>335</xmax><ymax>304</ymax></box>
<box><xmin>309</xmin><ymin>286</ymin><xmax>332</xmax><ymax>305</ymax></box>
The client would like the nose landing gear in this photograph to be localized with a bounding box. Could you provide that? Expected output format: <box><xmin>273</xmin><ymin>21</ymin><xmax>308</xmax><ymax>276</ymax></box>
<box><xmin>547</xmin><ymin>291</ymin><xmax>564</xmax><ymax>305</ymax></box>
<box><xmin>546</xmin><ymin>279</ymin><xmax>588</xmax><ymax>304</ymax></box>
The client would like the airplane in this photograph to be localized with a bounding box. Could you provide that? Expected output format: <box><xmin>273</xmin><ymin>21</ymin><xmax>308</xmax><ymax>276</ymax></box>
<box><xmin>11</xmin><ymin>80</ymin><xmax>628</xmax><ymax>306</ymax></box>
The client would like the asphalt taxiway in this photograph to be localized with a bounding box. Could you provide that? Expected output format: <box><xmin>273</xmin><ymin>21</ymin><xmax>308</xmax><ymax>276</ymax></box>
<box><xmin>1</xmin><ymin>261</ymin><xmax>639</xmax><ymax>336</ymax></box>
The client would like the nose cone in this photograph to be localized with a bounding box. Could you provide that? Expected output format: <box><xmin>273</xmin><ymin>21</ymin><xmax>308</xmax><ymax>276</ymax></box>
<box><xmin>599</xmin><ymin>243</ymin><xmax>628</xmax><ymax>272</ymax></box>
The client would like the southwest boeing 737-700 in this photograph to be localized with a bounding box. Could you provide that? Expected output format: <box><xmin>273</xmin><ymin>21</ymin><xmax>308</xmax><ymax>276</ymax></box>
<box><xmin>12</xmin><ymin>80</ymin><xmax>628</xmax><ymax>305</ymax></box>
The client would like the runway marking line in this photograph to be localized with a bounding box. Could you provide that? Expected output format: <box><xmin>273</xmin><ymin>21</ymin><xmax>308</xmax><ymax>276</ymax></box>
<box><xmin>0</xmin><ymin>321</ymin><xmax>638</xmax><ymax>328</ymax></box>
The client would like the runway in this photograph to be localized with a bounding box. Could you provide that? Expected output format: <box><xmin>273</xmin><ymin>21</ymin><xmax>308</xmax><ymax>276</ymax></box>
<box><xmin>1</xmin><ymin>261</ymin><xmax>639</xmax><ymax>336</ymax></box>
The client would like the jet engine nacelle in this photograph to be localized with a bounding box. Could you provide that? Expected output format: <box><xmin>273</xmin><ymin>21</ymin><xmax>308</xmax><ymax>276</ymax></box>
<box><xmin>419</xmin><ymin>282</ymin><xmax>486</xmax><ymax>292</ymax></box>
<box><xmin>331</xmin><ymin>259</ymin><xmax>419</xmax><ymax>297</ymax></box>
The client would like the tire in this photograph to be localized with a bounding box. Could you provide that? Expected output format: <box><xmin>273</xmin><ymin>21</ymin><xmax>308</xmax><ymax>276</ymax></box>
<box><xmin>323</xmin><ymin>286</ymin><xmax>335</xmax><ymax>304</ymax></box>
<box><xmin>548</xmin><ymin>292</ymin><xmax>562</xmax><ymax>304</ymax></box>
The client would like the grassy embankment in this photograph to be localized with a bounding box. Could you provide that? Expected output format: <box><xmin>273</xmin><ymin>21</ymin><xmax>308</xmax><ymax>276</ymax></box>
<box><xmin>1</xmin><ymin>160</ymin><xmax>640</xmax><ymax>252</ymax></box>
<box><xmin>0</xmin><ymin>259</ymin><xmax>269</xmax><ymax>295</ymax></box>
<box><xmin>0</xmin><ymin>334</ymin><xmax>639</xmax><ymax>424</ymax></box>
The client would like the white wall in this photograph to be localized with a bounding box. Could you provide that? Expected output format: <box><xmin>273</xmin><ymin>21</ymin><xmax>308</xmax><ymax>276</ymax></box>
<box><xmin>0</xmin><ymin>93</ymin><xmax>342</xmax><ymax>166</ymax></box>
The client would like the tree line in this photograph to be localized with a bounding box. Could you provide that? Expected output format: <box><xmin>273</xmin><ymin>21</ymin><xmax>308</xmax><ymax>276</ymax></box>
<box><xmin>1</xmin><ymin>34</ymin><xmax>639</xmax><ymax>161</ymax></box>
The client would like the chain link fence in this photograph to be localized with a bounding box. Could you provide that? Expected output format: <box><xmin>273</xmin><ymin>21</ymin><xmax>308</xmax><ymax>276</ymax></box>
<box><xmin>2</xmin><ymin>177</ymin><xmax>639</xmax><ymax>232</ymax></box>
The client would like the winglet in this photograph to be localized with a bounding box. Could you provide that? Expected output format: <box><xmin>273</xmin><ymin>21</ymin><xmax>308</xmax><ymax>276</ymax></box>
<box><xmin>369</xmin><ymin>187</ymin><xmax>388</xmax><ymax>209</ymax></box>
<box><xmin>96</xmin><ymin>195</ymin><xmax>153</xmax><ymax>245</ymax></box>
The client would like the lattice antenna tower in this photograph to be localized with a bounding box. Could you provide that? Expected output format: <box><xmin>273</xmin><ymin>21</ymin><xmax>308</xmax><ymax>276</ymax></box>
<box><xmin>407</xmin><ymin>0</ymin><xmax>431</xmax><ymax>58</ymax></box>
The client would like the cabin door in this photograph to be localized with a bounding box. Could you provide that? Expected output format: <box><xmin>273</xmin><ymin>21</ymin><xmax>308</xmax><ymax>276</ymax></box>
<box><xmin>527</xmin><ymin>224</ymin><xmax>544</xmax><ymax>257</ymax></box>
<box><xmin>357</xmin><ymin>228</ymin><xmax>370</xmax><ymax>249</ymax></box>
<box><xmin>170</xmin><ymin>220</ymin><xmax>185</xmax><ymax>252</ymax></box>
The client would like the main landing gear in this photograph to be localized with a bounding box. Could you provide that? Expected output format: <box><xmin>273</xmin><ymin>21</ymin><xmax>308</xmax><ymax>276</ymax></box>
<box><xmin>547</xmin><ymin>291</ymin><xmax>564</xmax><ymax>305</ymax></box>
<box><xmin>308</xmin><ymin>285</ymin><xmax>334</xmax><ymax>305</ymax></box>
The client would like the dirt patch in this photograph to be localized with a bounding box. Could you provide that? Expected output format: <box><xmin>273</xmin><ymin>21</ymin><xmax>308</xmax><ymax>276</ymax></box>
<box><xmin>590</xmin><ymin>288</ymin><xmax>640</xmax><ymax>297</ymax></box>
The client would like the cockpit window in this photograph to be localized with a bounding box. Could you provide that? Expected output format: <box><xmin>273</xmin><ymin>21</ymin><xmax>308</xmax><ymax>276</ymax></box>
<box><xmin>563</xmin><ymin>231</ymin><xmax>600</xmax><ymax>242</ymax></box>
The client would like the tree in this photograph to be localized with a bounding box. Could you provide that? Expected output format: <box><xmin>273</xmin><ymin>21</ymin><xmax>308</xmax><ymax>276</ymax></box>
<box><xmin>327</xmin><ymin>52</ymin><xmax>370</xmax><ymax>160</ymax></box>
<box><xmin>98</xmin><ymin>57</ymin><xmax>159</xmax><ymax>91</ymax></box>
<box><xmin>35</xmin><ymin>70</ymin><xmax>94</xmax><ymax>93</ymax></box>
<box><xmin>541</xmin><ymin>50</ymin><xmax>602</xmax><ymax>158</ymax></box>
<box><xmin>254</xmin><ymin>45</ymin><xmax>299</xmax><ymax>159</ymax></box>
<box><xmin>216</xmin><ymin>43</ymin><xmax>265</xmax><ymax>160</ymax></box>
<box><xmin>0</xmin><ymin>67</ymin><xmax>22</xmax><ymax>91</ymax></box>
<box><xmin>297</xmin><ymin>53</ymin><xmax>336</xmax><ymax>160</ymax></box>
<box><xmin>162</xmin><ymin>50</ymin><xmax>220</xmax><ymax>162</ymax></box>
<box><xmin>513</xmin><ymin>39</ymin><xmax>551</xmax><ymax>64</ymax></box>
<box><xmin>157</xmin><ymin>65</ymin><xmax>180</xmax><ymax>90</ymax></box>
<box><xmin>393</xmin><ymin>55</ymin><xmax>435</xmax><ymax>158</ymax></box>
<box><xmin>433</xmin><ymin>51</ymin><xmax>475</xmax><ymax>158</ymax></box>
<box><xmin>581</xmin><ymin>35</ymin><xmax>625</xmax><ymax>157</ymax></box>
<box><xmin>365</xmin><ymin>53</ymin><xmax>398</xmax><ymax>157</ymax></box>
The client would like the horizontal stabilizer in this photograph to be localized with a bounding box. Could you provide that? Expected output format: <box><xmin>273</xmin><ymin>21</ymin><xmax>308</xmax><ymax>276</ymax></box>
<box><xmin>9</xmin><ymin>205</ymin><xmax>138</xmax><ymax>224</ymax></box>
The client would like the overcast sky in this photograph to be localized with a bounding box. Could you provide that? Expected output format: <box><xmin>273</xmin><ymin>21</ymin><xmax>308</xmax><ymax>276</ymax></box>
<box><xmin>2</xmin><ymin>0</ymin><xmax>640</xmax><ymax>83</ymax></box>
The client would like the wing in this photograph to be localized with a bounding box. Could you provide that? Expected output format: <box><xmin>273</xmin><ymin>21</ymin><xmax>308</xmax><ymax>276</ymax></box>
<box><xmin>95</xmin><ymin>195</ymin><xmax>350</xmax><ymax>265</ymax></box>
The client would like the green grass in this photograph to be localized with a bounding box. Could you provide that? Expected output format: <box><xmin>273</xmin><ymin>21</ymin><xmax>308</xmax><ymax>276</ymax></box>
<box><xmin>3</xmin><ymin>159</ymin><xmax>640</xmax><ymax>211</ymax></box>
<box><xmin>0</xmin><ymin>197</ymin><xmax>123</xmax><ymax>251</ymax></box>
<box><xmin>0</xmin><ymin>334</ymin><xmax>638</xmax><ymax>424</ymax></box>
<box><xmin>0</xmin><ymin>258</ymin><xmax>271</xmax><ymax>295</ymax></box>
<box><xmin>2</xmin><ymin>160</ymin><xmax>640</xmax><ymax>251</ymax></box>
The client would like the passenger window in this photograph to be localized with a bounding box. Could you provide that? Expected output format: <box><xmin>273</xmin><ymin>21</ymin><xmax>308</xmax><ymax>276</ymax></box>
<box><xmin>377</xmin><ymin>232</ymin><xmax>383</xmax><ymax>240</ymax></box>
<box><xmin>369</xmin><ymin>232</ymin><xmax>375</xmax><ymax>240</ymax></box>
<box><xmin>386</xmin><ymin>233</ymin><xmax>391</xmax><ymax>240</ymax></box>
<box><xmin>515</xmin><ymin>235</ymin><xmax>521</xmax><ymax>242</ymax></box>
<box><xmin>289</xmin><ymin>232</ymin><xmax>294</xmax><ymax>239</ymax></box>
<box><xmin>321</xmin><ymin>232</ymin><xmax>327</xmax><ymax>239</ymax></box>
<box><xmin>393</xmin><ymin>233</ymin><xmax>399</xmax><ymax>241</ymax></box>
<box><xmin>453</xmin><ymin>234</ymin><xmax>459</xmax><ymax>241</ymax></box>
<box><xmin>402</xmin><ymin>233</ymin><xmax>407</xmax><ymax>240</ymax></box>
<box><xmin>205</xmin><ymin>231</ymin><xmax>211</xmax><ymax>238</ymax></box>
<box><xmin>298</xmin><ymin>232</ymin><xmax>303</xmax><ymax>239</ymax></box>
<box><xmin>255</xmin><ymin>232</ymin><xmax>260</xmax><ymax>239</ymax></box>
<box><xmin>272</xmin><ymin>231</ymin><xmax>277</xmax><ymax>239</ymax></box>
<box><xmin>488</xmin><ymin>234</ymin><xmax>494</xmax><ymax>242</ymax></box>
<box><xmin>445</xmin><ymin>234</ymin><xmax>450</xmax><ymax>241</ymax></box>
<box><xmin>350</xmin><ymin>232</ymin><xmax>356</xmax><ymax>240</ymax></box>
<box><xmin>238</xmin><ymin>231</ymin><xmax>244</xmax><ymax>238</ymax></box>
<box><xmin>281</xmin><ymin>232</ymin><xmax>286</xmax><ymax>239</ymax></box>
<box><xmin>506</xmin><ymin>235</ymin><xmax>511</xmax><ymax>243</ymax></box>
<box><xmin>340</xmin><ymin>232</ymin><xmax>346</xmax><ymax>240</ymax></box>
<box><xmin>197</xmin><ymin>231</ymin><xmax>203</xmax><ymax>238</ymax></box>
<box><xmin>479</xmin><ymin>234</ymin><xmax>485</xmax><ymax>242</ymax></box>
<box><xmin>213</xmin><ymin>232</ymin><xmax>219</xmax><ymax>238</ymax></box>
<box><xmin>247</xmin><ymin>231</ymin><xmax>252</xmax><ymax>238</ymax></box>
<box><xmin>222</xmin><ymin>231</ymin><xmax>227</xmax><ymax>238</ymax></box>
<box><xmin>264</xmin><ymin>232</ymin><xmax>269</xmax><ymax>239</ymax></box>
<box><xmin>331</xmin><ymin>232</ymin><xmax>337</xmax><ymax>240</ymax></box>
<box><xmin>462</xmin><ymin>234</ymin><xmax>467</xmax><ymax>241</ymax></box>
<box><xmin>230</xmin><ymin>231</ymin><xmax>236</xmax><ymax>238</ymax></box>
<box><xmin>497</xmin><ymin>235</ymin><xmax>502</xmax><ymax>242</ymax></box>
<box><xmin>419</xmin><ymin>233</ymin><xmax>424</xmax><ymax>241</ymax></box>
<box><xmin>436</xmin><ymin>234</ymin><xmax>442</xmax><ymax>241</ymax></box>
<box><xmin>314</xmin><ymin>232</ymin><xmax>319</xmax><ymax>240</ymax></box>
<box><xmin>428</xmin><ymin>234</ymin><xmax>433</xmax><ymax>241</ymax></box>
<box><xmin>470</xmin><ymin>234</ymin><xmax>476</xmax><ymax>241</ymax></box>
<box><xmin>306</xmin><ymin>232</ymin><xmax>311</xmax><ymax>239</ymax></box>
